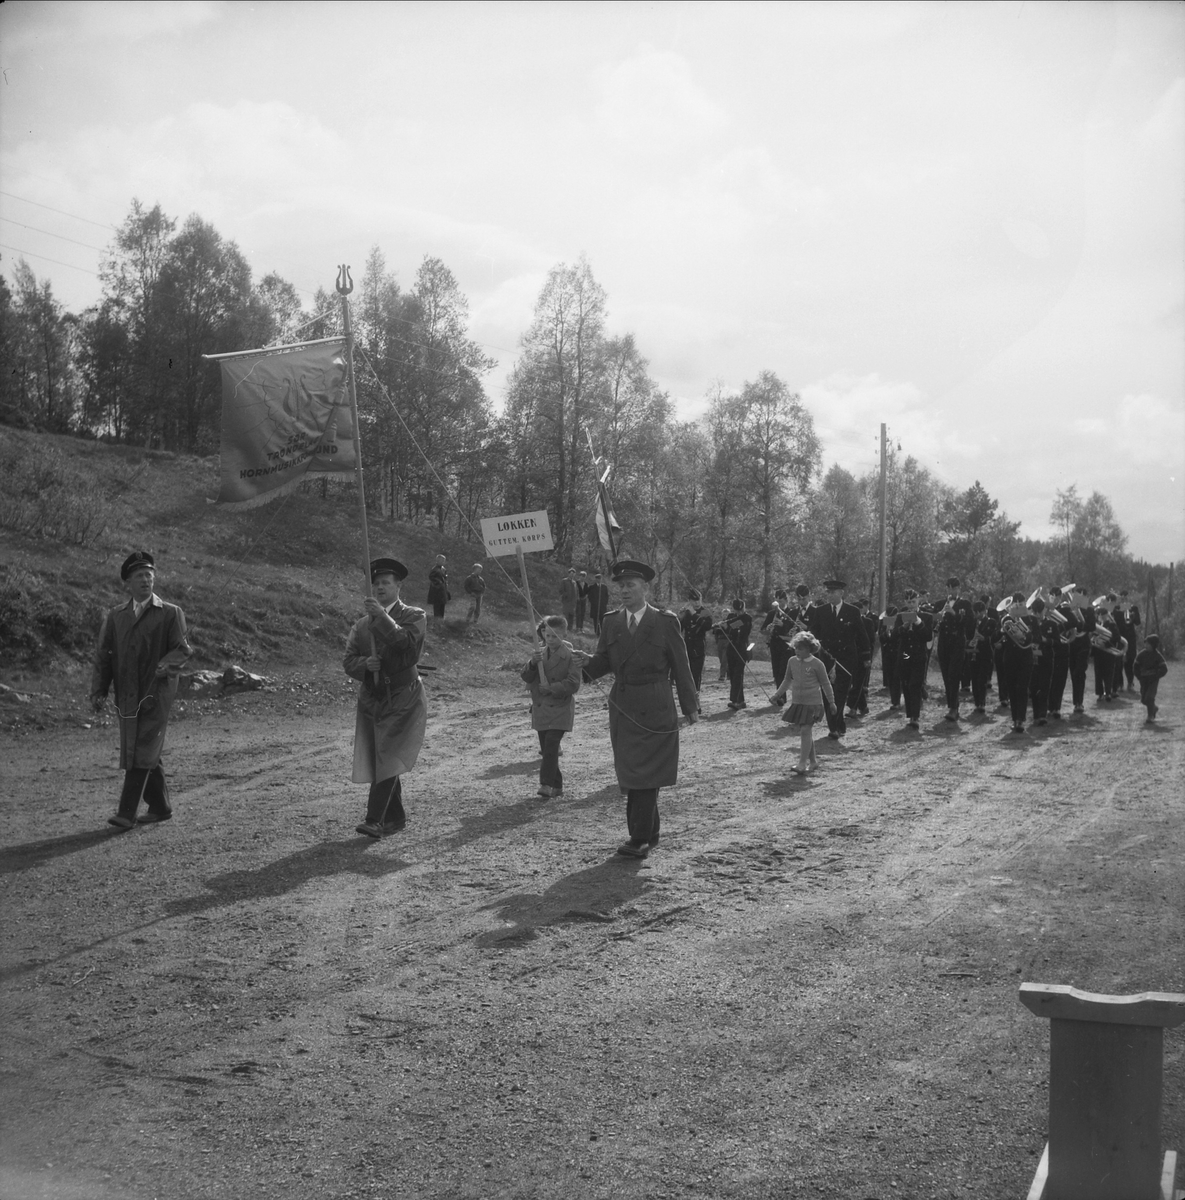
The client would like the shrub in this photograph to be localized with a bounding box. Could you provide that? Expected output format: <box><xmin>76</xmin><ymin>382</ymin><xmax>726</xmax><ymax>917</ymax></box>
<box><xmin>0</xmin><ymin>441</ymin><xmax>112</xmax><ymax>546</ymax></box>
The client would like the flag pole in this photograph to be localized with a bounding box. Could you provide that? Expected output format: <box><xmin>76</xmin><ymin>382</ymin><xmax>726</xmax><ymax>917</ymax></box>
<box><xmin>337</xmin><ymin>265</ymin><xmax>378</xmax><ymax>685</ymax></box>
<box><xmin>586</xmin><ymin>430</ymin><xmax>618</xmax><ymax>563</ymax></box>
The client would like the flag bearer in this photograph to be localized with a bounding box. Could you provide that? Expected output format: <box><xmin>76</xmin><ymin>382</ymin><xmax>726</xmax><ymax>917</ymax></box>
<box><xmin>90</xmin><ymin>551</ymin><xmax>192</xmax><ymax>830</ymax></box>
<box><xmin>346</xmin><ymin>558</ymin><xmax>428</xmax><ymax>838</ymax></box>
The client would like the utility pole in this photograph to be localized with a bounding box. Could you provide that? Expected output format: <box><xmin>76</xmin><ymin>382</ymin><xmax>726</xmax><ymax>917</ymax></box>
<box><xmin>878</xmin><ymin>423</ymin><xmax>888</xmax><ymax>613</ymax></box>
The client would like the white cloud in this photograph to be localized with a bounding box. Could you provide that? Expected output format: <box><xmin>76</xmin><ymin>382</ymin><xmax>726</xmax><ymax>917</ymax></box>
<box><xmin>1</xmin><ymin>0</ymin><xmax>220</xmax><ymax>53</ymax></box>
<box><xmin>594</xmin><ymin>48</ymin><xmax>727</xmax><ymax>150</ymax></box>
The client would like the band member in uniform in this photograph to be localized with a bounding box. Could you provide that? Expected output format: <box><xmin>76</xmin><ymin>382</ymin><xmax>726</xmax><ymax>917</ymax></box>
<box><xmin>1045</xmin><ymin>587</ymin><xmax>1072</xmax><ymax>718</ymax></box>
<box><xmin>1114</xmin><ymin>591</ymin><xmax>1141</xmax><ymax>691</ymax></box>
<box><xmin>879</xmin><ymin>605</ymin><xmax>901</xmax><ymax>709</ymax></box>
<box><xmin>894</xmin><ymin>604</ymin><xmax>932</xmax><ymax>731</ymax></box>
<box><xmin>345</xmin><ymin>558</ymin><xmax>428</xmax><ymax>838</ymax></box>
<box><xmin>720</xmin><ymin>598</ymin><xmax>753</xmax><ymax>710</ymax></box>
<box><xmin>761</xmin><ymin>589</ymin><xmax>795</xmax><ymax>700</ymax></box>
<box><xmin>967</xmin><ymin>600</ymin><xmax>995</xmax><ymax>714</ymax></box>
<box><xmin>934</xmin><ymin>577</ymin><xmax>976</xmax><ymax>722</ymax></box>
<box><xmin>1027</xmin><ymin>598</ymin><xmax>1060</xmax><ymax>726</ymax></box>
<box><xmin>679</xmin><ymin>589</ymin><xmax>714</xmax><ymax>692</ymax></box>
<box><xmin>851</xmin><ymin>598</ymin><xmax>877</xmax><ymax>716</ymax></box>
<box><xmin>1091</xmin><ymin>595</ymin><xmax>1126</xmax><ymax>702</ymax></box>
<box><xmin>588</xmin><ymin>572</ymin><xmax>610</xmax><ymax>635</ymax></box>
<box><xmin>90</xmin><ymin>551</ymin><xmax>193</xmax><ymax>830</ymax></box>
<box><xmin>1064</xmin><ymin>585</ymin><xmax>1095</xmax><ymax>713</ymax></box>
<box><xmin>808</xmin><ymin>579</ymin><xmax>871</xmax><ymax>739</ymax></box>
<box><xmin>574</xmin><ymin>560</ymin><xmax>699</xmax><ymax>859</ymax></box>
<box><xmin>999</xmin><ymin>593</ymin><xmax>1036</xmax><ymax>733</ymax></box>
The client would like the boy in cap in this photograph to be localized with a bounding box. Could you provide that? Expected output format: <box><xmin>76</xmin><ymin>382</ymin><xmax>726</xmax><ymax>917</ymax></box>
<box><xmin>90</xmin><ymin>551</ymin><xmax>193</xmax><ymax>830</ymax></box>
<box><xmin>346</xmin><ymin>558</ymin><xmax>428</xmax><ymax>837</ymax></box>
<box><xmin>464</xmin><ymin>562</ymin><xmax>486</xmax><ymax>623</ymax></box>
<box><xmin>1133</xmin><ymin>633</ymin><xmax>1167</xmax><ymax>722</ymax></box>
<box><xmin>574</xmin><ymin>560</ymin><xmax>699</xmax><ymax>859</ymax></box>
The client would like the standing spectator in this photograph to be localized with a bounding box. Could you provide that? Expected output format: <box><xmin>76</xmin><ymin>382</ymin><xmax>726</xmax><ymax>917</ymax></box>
<box><xmin>90</xmin><ymin>551</ymin><xmax>193</xmax><ymax>830</ymax></box>
<box><xmin>463</xmin><ymin>562</ymin><xmax>486</xmax><ymax>623</ymax></box>
<box><xmin>575</xmin><ymin>571</ymin><xmax>589</xmax><ymax>632</ymax></box>
<box><xmin>559</xmin><ymin>568</ymin><xmax>579</xmax><ymax>629</ymax></box>
<box><xmin>346</xmin><ymin>558</ymin><xmax>428</xmax><ymax>837</ymax></box>
<box><xmin>588</xmin><ymin>571</ymin><xmax>610</xmax><ymax>634</ymax></box>
<box><xmin>521</xmin><ymin>615</ymin><xmax>582</xmax><ymax>798</ymax></box>
<box><xmin>713</xmin><ymin>609</ymin><xmax>731</xmax><ymax>682</ymax></box>
<box><xmin>1134</xmin><ymin>633</ymin><xmax>1168</xmax><ymax>722</ymax></box>
<box><xmin>427</xmin><ymin>554</ymin><xmax>449</xmax><ymax>621</ymax></box>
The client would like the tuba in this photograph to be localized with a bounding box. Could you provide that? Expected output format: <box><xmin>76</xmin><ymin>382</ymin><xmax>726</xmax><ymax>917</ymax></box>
<box><xmin>1001</xmin><ymin>613</ymin><xmax>1031</xmax><ymax>649</ymax></box>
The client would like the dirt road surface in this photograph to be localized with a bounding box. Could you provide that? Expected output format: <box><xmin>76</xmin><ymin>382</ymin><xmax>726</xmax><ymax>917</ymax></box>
<box><xmin>2</xmin><ymin>657</ymin><xmax>1182</xmax><ymax>1199</ymax></box>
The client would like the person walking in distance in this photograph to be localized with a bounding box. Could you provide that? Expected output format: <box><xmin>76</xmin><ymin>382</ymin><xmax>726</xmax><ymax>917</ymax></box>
<box><xmin>521</xmin><ymin>615</ymin><xmax>582</xmax><ymax>798</ymax></box>
<box><xmin>346</xmin><ymin>558</ymin><xmax>428</xmax><ymax>838</ymax></box>
<box><xmin>573</xmin><ymin>560</ymin><xmax>699</xmax><ymax>860</ymax></box>
<box><xmin>427</xmin><ymin>554</ymin><xmax>449</xmax><ymax>622</ymax></box>
<box><xmin>1134</xmin><ymin>633</ymin><xmax>1167</xmax><ymax>722</ymax></box>
<box><xmin>90</xmin><ymin>551</ymin><xmax>193</xmax><ymax>830</ymax></box>
<box><xmin>575</xmin><ymin>571</ymin><xmax>590</xmax><ymax>633</ymax></box>
<box><xmin>588</xmin><ymin>572</ymin><xmax>610</xmax><ymax>635</ymax></box>
<box><xmin>559</xmin><ymin>568</ymin><xmax>579</xmax><ymax>630</ymax></box>
<box><xmin>463</xmin><ymin>562</ymin><xmax>486</xmax><ymax>623</ymax></box>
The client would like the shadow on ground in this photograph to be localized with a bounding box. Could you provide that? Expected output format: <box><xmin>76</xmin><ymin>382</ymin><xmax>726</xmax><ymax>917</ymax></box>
<box><xmin>475</xmin><ymin>855</ymin><xmax>648</xmax><ymax>947</ymax></box>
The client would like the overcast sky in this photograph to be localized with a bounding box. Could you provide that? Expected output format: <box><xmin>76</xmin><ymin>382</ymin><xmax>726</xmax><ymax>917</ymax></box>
<box><xmin>2</xmin><ymin>1</ymin><xmax>1182</xmax><ymax>562</ymax></box>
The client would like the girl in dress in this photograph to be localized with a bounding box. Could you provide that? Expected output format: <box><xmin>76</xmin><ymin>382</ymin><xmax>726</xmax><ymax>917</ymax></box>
<box><xmin>772</xmin><ymin>631</ymin><xmax>836</xmax><ymax>775</ymax></box>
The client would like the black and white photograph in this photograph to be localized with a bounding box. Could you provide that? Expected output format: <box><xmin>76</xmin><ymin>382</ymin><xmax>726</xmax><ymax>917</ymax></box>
<box><xmin>1</xmin><ymin>3</ymin><xmax>1182</xmax><ymax>1197</ymax></box>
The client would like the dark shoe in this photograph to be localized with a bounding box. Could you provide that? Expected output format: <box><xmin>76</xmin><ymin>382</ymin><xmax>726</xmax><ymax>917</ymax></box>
<box><xmin>1036</xmin><ymin>718</ymin><xmax>1047</xmax><ymax>726</ymax></box>
<box><xmin>136</xmin><ymin>810</ymin><xmax>172</xmax><ymax>824</ymax></box>
<box><xmin>1012</xmin><ymin>723</ymin><xmax>1025</xmax><ymax>733</ymax></box>
<box><xmin>1050</xmin><ymin>711</ymin><xmax>1062</xmax><ymax>720</ymax></box>
<box><xmin>107</xmin><ymin>815</ymin><xmax>135</xmax><ymax>830</ymax></box>
<box><xmin>734</xmin><ymin>702</ymin><xmax>747</xmax><ymax>710</ymax></box>
<box><xmin>616</xmin><ymin>840</ymin><xmax>649</xmax><ymax>859</ymax></box>
<box><xmin>382</xmin><ymin>817</ymin><xmax>407</xmax><ymax>835</ymax></box>
<box><xmin>356</xmin><ymin>821</ymin><xmax>383</xmax><ymax>839</ymax></box>
<box><xmin>908</xmin><ymin>720</ymin><xmax>919</xmax><ymax>730</ymax></box>
<box><xmin>1073</xmin><ymin>705</ymin><xmax>1084</xmax><ymax>714</ymax></box>
<box><xmin>858</xmin><ymin>708</ymin><xmax>869</xmax><ymax>716</ymax></box>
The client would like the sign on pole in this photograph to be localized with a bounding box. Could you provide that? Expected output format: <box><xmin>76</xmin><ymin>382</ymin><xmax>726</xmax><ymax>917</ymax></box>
<box><xmin>480</xmin><ymin>510</ymin><xmax>554</xmax><ymax>637</ymax></box>
<box><xmin>479</xmin><ymin>510</ymin><xmax>554</xmax><ymax>557</ymax></box>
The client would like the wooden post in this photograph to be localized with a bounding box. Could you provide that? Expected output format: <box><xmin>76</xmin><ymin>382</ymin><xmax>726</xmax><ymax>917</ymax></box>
<box><xmin>517</xmin><ymin>543</ymin><xmax>539</xmax><ymax>640</ymax></box>
<box><xmin>878</xmin><ymin>422</ymin><xmax>888</xmax><ymax>613</ymax></box>
<box><xmin>337</xmin><ymin>265</ymin><xmax>378</xmax><ymax>685</ymax></box>
<box><xmin>1019</xmin><ymin>983</ymin><xmax>1185</xmax><ymax>1200</ymax></box>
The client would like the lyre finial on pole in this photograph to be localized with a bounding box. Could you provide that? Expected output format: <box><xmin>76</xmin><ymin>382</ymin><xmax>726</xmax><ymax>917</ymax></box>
<box><xmin>336</xmin><ymin>264</ymin><xmax>353</xmax><ymax>295</ymax></box>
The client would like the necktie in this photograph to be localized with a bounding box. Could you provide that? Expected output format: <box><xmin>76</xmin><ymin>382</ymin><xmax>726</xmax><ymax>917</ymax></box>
<box><xmin>629</xmin><ymin>613</ymin><xmax>638</xmax><ymax>632</ymax></box>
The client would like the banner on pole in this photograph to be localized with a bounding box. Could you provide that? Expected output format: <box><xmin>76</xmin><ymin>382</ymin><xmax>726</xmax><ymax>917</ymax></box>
<box><xmin>595</xmin><ymin>480</ymin><xmax>622</xmax><ymax>555</ymax></box>
<box><xmin>480</xmin><ymin>510</ymin><xmax>554</xmax><ymax>557</ymax></box>
<box><xmin>213</xmin><ymin>341</ymin><xmax>355</xmax><ymax>508</ymax></box>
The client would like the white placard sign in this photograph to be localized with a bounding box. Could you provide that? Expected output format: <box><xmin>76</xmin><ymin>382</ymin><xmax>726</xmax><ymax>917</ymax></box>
<box><xmin>480</xmin><ymin>510</ymin><xmax>554</xmax><ymax>557</ymax></box>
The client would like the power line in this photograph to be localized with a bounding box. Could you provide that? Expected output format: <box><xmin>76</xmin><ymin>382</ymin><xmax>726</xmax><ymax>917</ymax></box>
<box><xmin>0</xmin><ymin>189</ymin><xmax>118</xmax><ymax>231</ymax></box>
<box><xmin>0</xmin><ymin>243</ymin><xmax>101</xmax><ymax>277</ymax></box>
<box><xmin>0</xmin><ymin>217</ymin><xmax>107</xmax><ymax>253</ymax></box>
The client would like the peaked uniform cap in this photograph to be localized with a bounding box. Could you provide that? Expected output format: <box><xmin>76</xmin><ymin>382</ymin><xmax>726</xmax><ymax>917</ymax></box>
<box><xmin>611</xmin><ymin>559</ymin><xmax>655</xmax><ymax>582</ymax></box>
<box><xmin>821</xmin><ymin>578</ymin><xmax>846</xmax><ymax>590</ymax></box>
<box><xmin>121</xmin><ymin>551</ymin><xmax>155</xmax><ymax>580</ymax></box>
<box><xmin>370</xmin><ymin>557</ymin><xmax>408</xmax><ymax>582</ymax></box>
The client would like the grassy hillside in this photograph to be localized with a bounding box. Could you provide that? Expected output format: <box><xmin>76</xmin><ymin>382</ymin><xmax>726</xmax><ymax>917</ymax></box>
<box><xmin>0</xmin><ymin>428</ymin><xmax>572</xmax><ymax>681</ymax></box>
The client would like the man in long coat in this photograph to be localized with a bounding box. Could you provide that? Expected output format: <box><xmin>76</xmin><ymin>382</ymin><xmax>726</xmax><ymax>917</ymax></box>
<box><xmin>807</xmin><ymin>578</ymin><xmax>871</xmax><ymax>739</ymax></box>
<box><xmin>345</xmin><ymin>558</ymin><xmax>428</xmax><ymax>837</ymax></box>
<box><xmin>90</xmin><ymin>550</ymin><xmax>192</xmax><ymax>829</ymax></box>
<box><xmin>587</xmin><ymin>572</ymin><xmax>610</xmax><ymax>634</ymax></box>
<box><xmin>576</xmin><ymin>560</ymin><xmax>699</xmax><ymax>859</ymax></box>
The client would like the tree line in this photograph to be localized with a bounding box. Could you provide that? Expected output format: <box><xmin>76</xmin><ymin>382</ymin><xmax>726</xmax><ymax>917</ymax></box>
<box><xmin>1</xmin><ymin>198</ymin><xmax>1175</xmax><ymax>619</ymax></box>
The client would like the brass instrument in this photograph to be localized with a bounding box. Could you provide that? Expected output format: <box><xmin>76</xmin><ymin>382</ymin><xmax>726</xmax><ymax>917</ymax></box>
<box><xmin>1001</xmin><ymin>613</ymin><xmax>1031</xmax><ymax>649</ymax></box>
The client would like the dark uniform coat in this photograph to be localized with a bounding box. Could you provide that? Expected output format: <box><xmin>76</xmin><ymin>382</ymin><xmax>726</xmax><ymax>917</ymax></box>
<box><xmin>90</xmin><ymin>595</ymin><xmax>192</xmax><ymax>770</ymax></box>
<box><xmin>584</xmin><ymin>604</ymin><xmax>698</xmax><ymax>789</ymax></box>
<box><xmin>345</xmin><ymin>600</ymin><xmax>428</xmax><ymax>783</ymax></box>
